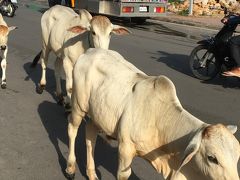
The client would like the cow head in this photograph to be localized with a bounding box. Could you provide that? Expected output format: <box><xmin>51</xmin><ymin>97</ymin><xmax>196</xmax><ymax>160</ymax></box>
<box><xmin>67</xmin><ymin>15</ymin><xmax>131</xmax><ymax>49</ymax></box>
<box><xmin>175</xmin><ymin>124</ymin><xmax>240</xmax><ymax>180</ymax></box>
<box><xmin>0</xmin><ymin>14</ymin><xmax>17</xmax><ymax>51</ymax></box>
<box><xmin>0</xmin><ymin>14</ymin><xmax>17</xmax><ymax>50</ymax></box>
<box><xmin>0</xmin><ymin>25</ymin><xmax>17</xmax><ymax>50</ymax></box>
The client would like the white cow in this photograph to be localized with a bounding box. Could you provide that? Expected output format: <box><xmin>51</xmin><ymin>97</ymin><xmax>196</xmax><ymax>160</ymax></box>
<box><xmin>0</xmin><ymin>14</ymin><xmax>17</xmax><ymax>89</ymax></box>
<box><xmin>31</xmin><ymin>5</ymin><xmax>130</xmax><ymax>109</ymax></box>
<box><xmin>66</xmin><ymin>48</ymin><xmax>240</xmax><ymax>180</ymax></box>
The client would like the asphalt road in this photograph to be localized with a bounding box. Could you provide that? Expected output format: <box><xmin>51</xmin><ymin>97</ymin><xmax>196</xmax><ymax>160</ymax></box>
<box><xmin>0</xmin><ymin>1</ymin><xmax>239</xmax><ymax>180</ymax></box>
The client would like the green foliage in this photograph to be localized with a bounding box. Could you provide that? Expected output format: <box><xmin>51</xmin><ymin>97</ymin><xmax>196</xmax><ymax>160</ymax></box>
<box><xmin>178</xmin><ymin>9</ymin><xmax>189</xmax><ymax>16</ymax></box>
<box><xmin>168</xmin><ymin>0</ymin><xmax>183</xmax><ymax>4</ymax></box>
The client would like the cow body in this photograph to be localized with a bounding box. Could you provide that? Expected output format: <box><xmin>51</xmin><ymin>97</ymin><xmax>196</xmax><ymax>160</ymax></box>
<box><xmin>66</xmin><ymin>48</ymin><xmax>240</xmax><ymax>180</ymax></box>
<box><xmin>32</xmin><ymin>5</ymin><xmax>130</xmax><ymax>108</ymax></box>
<box><xmin>40</xmin><ymin>6</ymin><xmax>90</xmax><ymax>61</ymax></box>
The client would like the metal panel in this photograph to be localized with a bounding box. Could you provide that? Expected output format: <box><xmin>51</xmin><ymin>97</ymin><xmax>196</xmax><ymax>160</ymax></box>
<box><xmin>77</xmin><ymin>0</ymin><xmax>167</xmax><ymax>17</ymax></box>
<box><xmin>119</xmin><ymin>2</ymin><xmax>166</xmax><ymax>17</ymax></box>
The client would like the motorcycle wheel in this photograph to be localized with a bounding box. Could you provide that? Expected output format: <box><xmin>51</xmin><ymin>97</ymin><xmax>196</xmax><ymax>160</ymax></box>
<box><xmin>5</xmin><ymin>3</ymin><xmax>15</xmax><ymax>17</ymax></box>
<box><xmin>189</xmin><ymin>45</ymin><xmax>220</xmax><ymax>80</ymax></box>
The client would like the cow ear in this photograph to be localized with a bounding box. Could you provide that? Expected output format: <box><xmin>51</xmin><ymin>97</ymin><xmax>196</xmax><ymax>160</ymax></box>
<box><xmin>226</xmin><ymin>125</ymin><xmax>237</xmax><ymax>134</ymax></box>
<box><xmin>112</xmin><ymin>25</ymin><xmax>131</xmax><ymax>35</ymax></box>
<box><xmin>79</xmin><ymin>9</ymin><xmax>92</xmax><ymax>22</ymax></box>
<box><xmin>68</xmin><ymin>26</ymin><xmax>88</xmax><ymax>34</ymax></box>
<box><xmin>0</xmin><ymin>14</ymin><xmax>3</xmax><ymax>21</ymax></box>
<box><xmin>175</xmin><ymin>127</ymin><xmax>205</xmax><ymax>175</ymax></box>
<box><xmin>8</xmin><ymin>26</ymin><xmax>17</xmax><ymax>32</ymax></box>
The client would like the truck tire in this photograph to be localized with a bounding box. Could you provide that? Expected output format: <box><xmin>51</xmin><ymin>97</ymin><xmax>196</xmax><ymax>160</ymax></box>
<box><xmin>130</xmin><ymin>17</ymin><xmax>147</xmax><ymax>24</ymax></box>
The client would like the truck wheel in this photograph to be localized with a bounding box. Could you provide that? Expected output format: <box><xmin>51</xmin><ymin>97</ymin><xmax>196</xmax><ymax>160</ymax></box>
<box><xmin>130</xmin><ymin>17</ymin><xmax>147</xmax><ymax>24</ymax></box>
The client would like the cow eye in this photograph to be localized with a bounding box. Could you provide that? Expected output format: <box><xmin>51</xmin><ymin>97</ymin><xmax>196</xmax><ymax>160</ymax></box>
<box><xmin>207</xmin><ymin>155</ymin><xmax>219</xmax><ymax>165</ymax></box>
<box><xmin>92</xmin><ymin>31</ymin><xmax>96</xmax><ymax>35</ymax></box>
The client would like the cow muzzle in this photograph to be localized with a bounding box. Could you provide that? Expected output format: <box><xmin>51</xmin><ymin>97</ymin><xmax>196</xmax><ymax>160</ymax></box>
<box><xmin>0</xmin><ymin>45</ymin><xmax>6</xmax><ymax>50</ymax></box>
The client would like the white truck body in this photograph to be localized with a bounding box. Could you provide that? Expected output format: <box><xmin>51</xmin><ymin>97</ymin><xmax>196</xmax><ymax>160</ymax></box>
<box><xmin>77</xmin><ymin>0</ymin><xmax>167</xmax><ymax>17</ymax></box>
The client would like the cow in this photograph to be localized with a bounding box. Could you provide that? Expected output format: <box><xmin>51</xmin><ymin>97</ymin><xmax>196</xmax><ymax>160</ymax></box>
<box><xmin>0</xmin><ymin>14</ymin><xmax>17</xmax><ymax>89</ymax></box>
<box><xmin>31</xmin><ymin>5</ymin><xmax>130</xmax><ymax>109</ymax></box>
<box><xmin>66</xmin><ymin>48</ymin><xmax>240</xmax><ymax>180</ymax></box>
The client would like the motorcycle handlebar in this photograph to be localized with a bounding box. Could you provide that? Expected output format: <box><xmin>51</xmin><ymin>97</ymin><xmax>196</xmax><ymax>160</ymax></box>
<box><xmin>221</xmin><ymin>14</ymin><xmax>240</xmax><ymax>25</ymax></box>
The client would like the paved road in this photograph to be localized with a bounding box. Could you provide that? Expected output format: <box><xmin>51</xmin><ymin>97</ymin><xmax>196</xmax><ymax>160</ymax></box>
<box><xmin>0</xmin><ymin>1</ymin><xmax>239</xmax><ymax>180</ymax></box>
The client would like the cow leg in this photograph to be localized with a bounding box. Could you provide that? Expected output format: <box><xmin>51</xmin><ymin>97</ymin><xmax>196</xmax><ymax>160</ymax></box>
<box><xmin>117</xmin><ymin>140</ymin><xmax>136</xmax><ymax>180</ymax></box>
<box><xmin>66</xmin><ymin>111</ymin><xmax>85</xmax><ymax>179</ymax></box>
<box><xmin>54</xmin><ymin>57</ymin><xmax>64</xmax><ymax>105</ymax></box>
<box><xmin>1</xmin><ymin>47</ymin><xmax>8</xmax><ymax>89</ymax></box>
<box><xmin>63</xmin><ymin>59</ymin><xmax>73</xmax><ymax>112</ymax></box>
<box><xmin>37</xmin><ymin>47</ymin><xmax>50</xmax><ymax>94</ymax></box>
<box><xmin>86</xmin><ymin>122</ymin><xmax>99</xmax><ymax>180</ymax></box>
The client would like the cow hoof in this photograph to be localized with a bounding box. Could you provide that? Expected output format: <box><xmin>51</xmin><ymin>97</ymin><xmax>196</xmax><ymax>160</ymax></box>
<box><xmin>57</xmin><ymin>99</ymin><xmax>64</xmax><ymax>106</ymax></box>
<box><xmin>89</xmin><ymin>175</ymin><xmax>99</xmax><ymax>180</ymax></box>
<box><xmin>65</xmin><ymin>103</ymin><xmax>72</xmax><ymax>111</ymax></box>
<box><xmin>36</xmin><ymin>85</ymin><xmax>45</xmax><ymax>94</ymax></box>
<box><xmin>57</xmin><ymin>95</ymin><xmax>64</xmax><ymax>106</ymax></box>
<box><xmin>1</xmin><ymin>84</ymin><xmax>6</xmax><ymax>89</ymax></box>
<box><xmin>66</xmin><ymin>172</ymin><xmax>75</xmax><ymax>180</ymax></box>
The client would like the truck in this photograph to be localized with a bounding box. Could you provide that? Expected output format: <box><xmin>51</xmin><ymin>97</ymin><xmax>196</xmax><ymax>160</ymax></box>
<box><xmin>48</xmin><ymin>0</ymin><xmax>167</xmax><ymax>22</ymax></box>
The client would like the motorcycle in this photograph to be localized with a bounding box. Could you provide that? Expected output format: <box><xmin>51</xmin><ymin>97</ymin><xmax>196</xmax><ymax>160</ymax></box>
<box><xmin>189</xmin><ymin>8</ymin><xmax>239</xmax><ymax>80</ymax></box>
<box><xmin>0</xmin><ymin>0</ymin><xmax>17</xmax><ymax>17</ymax></box>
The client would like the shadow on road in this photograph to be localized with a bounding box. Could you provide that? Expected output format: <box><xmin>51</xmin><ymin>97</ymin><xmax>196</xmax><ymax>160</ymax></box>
<box><xmin>23</xmin><ymin>62</ymin><xmax>61</xmax><ymax>103</ymax></box>
<box><xmin>109</xmin><ymin>17</ymin><xmax>199</xmax><ymax>40</ymax></box>
<box><xmin>126</xmin><ymin>22</ymin><xmax>188</xmax><ymax>37</ymax></box>
<box><xmin>37</xmin><ymin>100</ymin><xmax>71</xmax><ymax>178</ymax></box>
<box><xmin>152</xmin><ymin>50</ymin><xmax>240</xmax><ymax>88</ymax></box>
<box><xmin>35</xmin><ymin>100</ymin><xmax>140</xmax><ymax>179</ymax></box>
<box><xmin>152</xmin><ymin>50</ymin><xmax>192</xmax><ymax>77</ymax></box>
<box><xmin>201</xmin><ymin>76</ymin><xmax>240</xmax><ymax>89</ymax></box>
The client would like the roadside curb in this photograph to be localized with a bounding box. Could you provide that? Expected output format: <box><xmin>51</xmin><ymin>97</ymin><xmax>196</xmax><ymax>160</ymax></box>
<box><xmin>149</xmin><ymin>14</ymin><xmax>223</xmax><ymax>30</ymax></box>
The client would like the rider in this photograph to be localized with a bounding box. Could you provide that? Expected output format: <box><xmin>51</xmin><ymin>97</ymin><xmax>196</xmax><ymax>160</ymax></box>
<box><xmin>222</xmin><ymin>7</ymin><xmax>240</xmax><ymax>77</ymax></box>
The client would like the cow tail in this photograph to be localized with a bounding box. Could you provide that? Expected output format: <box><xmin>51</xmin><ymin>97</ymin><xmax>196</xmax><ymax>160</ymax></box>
<box><xmin>31</xmin><ymin>51</ymin><xmax>42</xmax><ymax>68</ymax></box>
